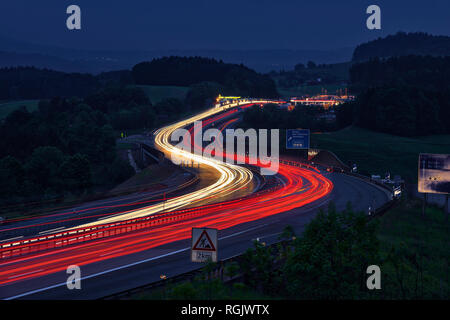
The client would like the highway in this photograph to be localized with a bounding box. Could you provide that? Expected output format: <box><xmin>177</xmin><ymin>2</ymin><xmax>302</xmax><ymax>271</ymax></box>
<box><xmin>0</xmin><ymin>169</ymin><xmax>197</xmax><ymax>240</ymax></box>
<box><xmin>0</xmin><ymin>99</ymin><xmax>391</xmax><ymax>299</ymax></box>
<box><xmin>0</xmin><ymin>172</ymin><xmax>389</xmax><ymax>299</ymax></box>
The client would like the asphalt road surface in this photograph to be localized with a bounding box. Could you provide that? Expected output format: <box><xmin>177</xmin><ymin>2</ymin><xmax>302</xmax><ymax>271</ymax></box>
<box><xmin>0</xmin><ymin>172</ymin><xmax>390</xmax><ymax>300</ymax></box>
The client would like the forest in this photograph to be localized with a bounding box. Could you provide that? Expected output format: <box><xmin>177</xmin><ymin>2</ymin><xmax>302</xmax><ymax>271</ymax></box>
<box><xmin>0</xmin><ymin>95</ymin><xmax>136</xmax><ymax>207</ymax></box>
<box><xmin>132</xmin><ymin>56</ymin><xmax>279</xmax><ymax>98</ymax></box>
<box><xmin>0</xmin><ymin>67</ymin><xmax>100</xmax><ymax>100</ymax></box>
<box><xmin>352</xmin><ymin>32</ymin><xmax>450</xmax><ymax>61</ymax></box>
<box><xmin>0</xmin><ymin>57</ymin><xmax>280</xmax><ymax>207</ymax></box>
<box><xmin>345</xmin><ymin>55</ymin><xmax>450</xmax><ymax>136</ymax></box>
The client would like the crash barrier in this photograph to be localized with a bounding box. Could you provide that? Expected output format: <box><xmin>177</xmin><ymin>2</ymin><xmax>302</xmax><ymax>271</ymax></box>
<box><xmin>101</xmin><ymin>239</ymin><xmax>292</xmax><ymax>300</ymax></box>
<box><xmin>0</xmin><ymin>158</ymin><xmax>321</xmax><ymax>259</ymax></box>
<box><xmin>100</xmin><ymin>192</ymin><xmax>399</xmax><ymax>300</ymax></box>
<box><xmin>0</xmin><ymin>183</ymin><xmax>283</xmax><ymax>260</ymax></box>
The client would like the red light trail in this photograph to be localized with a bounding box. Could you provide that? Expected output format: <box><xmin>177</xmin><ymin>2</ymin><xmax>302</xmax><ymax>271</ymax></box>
<box><xmin>0</xmin><ymin>101</ymin><xmax>333</xmax><ymax>287</ymax></box>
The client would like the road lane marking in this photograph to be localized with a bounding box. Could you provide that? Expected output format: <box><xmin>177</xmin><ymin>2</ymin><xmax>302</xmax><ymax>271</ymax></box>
<box><xmin>8</xmin><ymin>269</ymin><xmax>44</xmax><ymax>280</ymax></box>
<box><xmin>3</xmin><ymin>224</ymin><xmax>266</xmax><ymax>300</ymax></box>
<box><xmin>38</xmin><ymin>227</ymin><xmax>65</xmax><ymax>235</ymax></box>
<box><xmin>251</xmin><ymin>232</ymin><xmax>281</xmax><ymax>242</ymax></box>
<box><xmin>0</xmin><ymin>236</ymin><xmax>23</xmax><ymax>243</ymax></box>
<box><xmin>99</xmin><ymin>249</ymin><xmax>123</xmax><ymax>257</ymax></box>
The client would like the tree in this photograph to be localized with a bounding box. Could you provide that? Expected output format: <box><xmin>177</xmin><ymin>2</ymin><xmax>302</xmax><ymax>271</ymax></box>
<box><xmin>294</xmin><ymin>63</ymin><xmax>306</xmax><ymax>72</ymax></box>
<box><xmin>0</xmin><ymin>156</ymin><xmax>24</xmax><ymax>197</ymax></box>
<box><xmin>0</xmin><ymin>66</ymin><xmax>99</xmax><ymax>100</ymax></box>
<box><xmin>282</xmin><ymin>202</ymin><xmax>380</xmax><ymax>299</ymax></box>
<box><xmin>84</xmin><ymin>86</ymin><xmax>150</xmax><ymax>114</ymax></box>
<box><xmin>336</xmin><ymin>102</ymin><xmax>355</xmax><ymax>129</ymax></box>
<box><xmin>351</xmin><ymin>85</ymin><xmax>446</xmax><ymax>136</ymax></box>
<box><xmin>59</xmin><ymin>154</ymin><xmax>92</xmax><ymax>194</ymax></box>
<box><xmin>154</xmin><ymin>98</ymin><xmax>184</xmax><ymax>115</ymax></box>
<box><xmin>25</xmin><ymin>146</ymin><xmax>65</xmax><ymax>190</ymax></box>
<box><xmin>132</xmin><ymin>56</ymin><xmax>278</xmax><ymax>98</ymax></box>
<box><xmin>185</xmin><ymin>82</ymin><xmax>223</xmax><ymax>110</ymax></box>
<box><xmin>240</xmin><ymin>241</ymin><xmax>282</xmax><ymax>295</ymax></box>
<box><xmin>352</xmin><ymin>32</ymin><xmax>450</xmax><ymax>61</ymax></box>
<box><xmin>108</xmin><ymin>157</ymin><xmax>135</xmax><ymax>184</ymax></box>
<box><xmin>307</xmin><ymin>61</ymin><xmax>317</xmax><ymax>69</ymax></box>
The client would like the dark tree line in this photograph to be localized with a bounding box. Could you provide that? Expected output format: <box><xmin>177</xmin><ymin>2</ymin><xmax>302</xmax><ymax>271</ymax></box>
<box><xmin>0</xmin><ymin>88</ymin><xmax>151</xmax><ymax>206</ymax></box>
<box><xmin>345</xmin><ymin>55</ymin><xmax>450</xmax><ymax>136</ymax></box>
<box><xmin>0</xmin><ymin>67</ymin><xmax>100</xmax><ymax>100</ymax></box>
<box><xmin>0</xmin><ymin>58</ymin><xmax>278</xmax><ymax>116</ymax></box>
<box><xmin>162</xmin><ymin>203</ymin><xmax>386</xmax><ymax>299</ymax></box>
<box><xmin>0</xmin><ymin>81</ymin><xmax>219</xmax><ymax>206</ymax></box>
<box><xmin>0</xmin><ymin>57</ymin><xmax>282</xmax><ymax>206</ymax></box>
<box><xmin>352</xmin><ymin>32</ymin><xmax>450</xmax><ymax>62</ymax></box>
<box><xmin>84</xmin><ymin>87</ymin><xmax>156</xmax><ymax>130</ymax></box>
<box><xmin>242</xmin><ymin>103</ymin><xmax>335</xmax><ymax>132</ymax></box>
<box><xmin>270</xmin><ymin>61</ymin><xmax>351</xmax><ymax>90</ymax></box>
<box><xmin>350</xmin><ymin>55</ymin><xmax>450</xmax><ymax>94</ymax></box>
<box><xmin>132</xmin><ymin>56</ymin><xmax>279</xmax><ymax>98</ymax></box>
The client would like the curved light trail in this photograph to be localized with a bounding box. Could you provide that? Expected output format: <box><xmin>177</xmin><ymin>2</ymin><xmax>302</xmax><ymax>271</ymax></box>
<box><xmin>72</xmin><ymin>103</ymin><xmax>257</xmax><ymax>228</ymax></box>
<box><xmin>0</xmin><ymin>100</ymin><xmax>334</xmax><ymax>287</ymax></box>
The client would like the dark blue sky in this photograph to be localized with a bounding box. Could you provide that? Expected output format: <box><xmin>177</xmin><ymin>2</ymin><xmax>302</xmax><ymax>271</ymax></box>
<box><xmin>1</xmin><ymin>0</ymin><xmax>449</xmax><ymax>51</ymax></box>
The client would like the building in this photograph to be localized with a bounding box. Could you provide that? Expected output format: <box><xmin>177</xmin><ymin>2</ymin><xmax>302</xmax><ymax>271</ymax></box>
<box><xmin>290</xmin><ymin>94</ymin><xmax>355</xmax><ymax>109</ymax></box>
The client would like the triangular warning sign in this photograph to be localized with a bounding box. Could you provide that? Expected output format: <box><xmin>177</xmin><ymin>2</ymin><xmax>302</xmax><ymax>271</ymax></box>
<box><xmin>193</xmin><ymin>230</ymin><xmax>216</xmax><ymax>251</ymax></box>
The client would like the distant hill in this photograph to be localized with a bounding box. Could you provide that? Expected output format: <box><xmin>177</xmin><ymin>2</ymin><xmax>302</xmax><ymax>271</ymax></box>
<box><xmin>0</xmin><ymin>67</ymin><xmax>99</xmax><ymax>100</ymax></box>
<box><xmin>350</xmin><ymin>55</ymin><xmax>450</xmax><ymax>92</ymax></box>
<box><xmin>352</xmin><ymin>32</ymin><xmax>450</xmax><ymax>61</ymax></box>
<box><xmin>132</xmin><ymin>56</ymin><xmax>279</xmax><ymax>98</ymax></box>
<box><xmin>347</xmin><ymin>55</ymin><xmax>450</xmax><ymax>137</ymax></box>
<box><xmin>0</xmin><ymin>51</ymin><xmax>95</xmax><ymax>73</ymax></box>
<box><xmin>0</xmin><ymin>34</ymin><xmax>353</xmax><ymax>73</ymax></box>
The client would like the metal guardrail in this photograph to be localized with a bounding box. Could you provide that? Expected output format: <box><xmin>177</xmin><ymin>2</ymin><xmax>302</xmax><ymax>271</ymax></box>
<box><xmin>99</xmin><ymin>198</ymin><xmax>399</xmax><ymax>300</ymax></box>
<box><xmin>98</xmin><ymin>146</ymin><xmax>400</xmax><ymax>299</ymax></box>
<box><xmin>0</xmin><ymin>183</ymin><xmax>283</xmax><ymax>259</ymax></box>
<box><xmin>1</xmin><ymin>101</ymin><xmax>287</xmax><ymax>259</ymax></box>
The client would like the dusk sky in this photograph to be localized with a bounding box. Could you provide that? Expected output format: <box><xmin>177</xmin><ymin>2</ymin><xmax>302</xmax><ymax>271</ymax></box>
<box><xmin>1</xmin><ymin>0</ymin><xmax>449</xmax><ymax>51</ymax></box>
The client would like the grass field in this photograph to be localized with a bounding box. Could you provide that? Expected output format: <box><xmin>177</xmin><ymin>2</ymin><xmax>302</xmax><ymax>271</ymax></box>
<box><xmin>377</xmin><ymin>199</ymin><xmax>450</xmax><ymax>298</ymax></box>
<box><xmin>116</xmin><ymin>142</ymin><xmax>137</xmax><ymax>150</ymax></box>
<box><xmin>311</xmin><ymin>126</ymin><xmax>450</xmax><ymax>182</ymax></box>
<box><xmin>130</xmin><ymin>85</ymin><xmax>190</xmax><ymax>104</ymax></box>
<box><xmin>108</xmin><ymin>163</ymin><xmax>181</xmax><ymax>196</ymax></box>
<box><xmin>0</xmin><ymin>100</ymin><xmax>39</xmax><ymax>119</ymax></box>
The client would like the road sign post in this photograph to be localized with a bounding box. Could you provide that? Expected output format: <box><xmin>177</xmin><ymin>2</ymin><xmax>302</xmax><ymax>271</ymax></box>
<box><xmin>422</xmin><ymin>193</ymin><xmax>427</xmax><ymax>217</ymax></box>
<box><xmin>418</xmin><ymin>153</ymin><xmax>450</xmax><ymax>194</ymax></box>
<box><xmin>418</xmin><ymin>153</ymin><xmax>450</xmax><ymax>218</ymax></box>
<box><xmin>191</xmin><ymin>227</ymin><xmax>218</xmax><ymax>263</ymax></box>
<box><xmin>286</xmin><ymin>129</ymin><xmax>310</xmax><ymax>160</ymax></box>
<box><xmin>446</xmin><ymin>194</ymin><xmax>449</xmax><ymax>221</ymax></box>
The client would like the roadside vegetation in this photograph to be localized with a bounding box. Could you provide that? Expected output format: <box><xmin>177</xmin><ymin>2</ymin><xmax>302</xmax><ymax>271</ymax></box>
<box><xmin>130</xmin><ymin>85</ymin><xmax>189</xmax><ymax>104</ymax></box>
<box><xmin>311</xmin><ymin>127</ymin><xmax>450</xmax><ymax>182</ymax></box>
<box><xmin>0</xmin><ymin>57</ymin><xmax>279</xmax><ymax>217</ymax></box>
<box><xmin>133</xmin><ymin>199</ymin><xmax>449</xmax><ymax>300</ymax></box>
<box><xmin>0</xmin><ymin>100</ymin><xmax>39</xmax><ymax>120</ymax></box>
<box><xmin>108</xmin><ymin>163</ymin><xmax>185</xmax><ymax>196</ymax></box>
<box><xmin>277</xmin><ymin>84</ymin><xmax>347</xmax><ymax>98</ymax></box>
<box><xmin>270</xmin><ymin>61</ymin><xmax>350</xmax><ymax>97</ymax></box>
<box><xmin>132</xmin><ymin>56</ymin><xmax>278</xmax><ymax>98</ymax></box>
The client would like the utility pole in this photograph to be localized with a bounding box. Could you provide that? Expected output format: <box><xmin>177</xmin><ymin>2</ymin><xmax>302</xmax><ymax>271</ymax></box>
<box><xmin>422</xmin><ymin>193</ymin><xmax>427</xmax><ymax>217</ymax></box>
<box><xmin>445</xmin><ymin>194</ymin><xmax>449</xmax><ymax>222</ymax></box>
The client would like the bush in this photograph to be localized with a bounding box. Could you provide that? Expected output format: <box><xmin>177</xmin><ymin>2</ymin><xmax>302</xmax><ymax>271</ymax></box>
<box><xmin>108</xmin><ymin>157</ymin><xmax>135</xmax><ymax>185</ymax></box>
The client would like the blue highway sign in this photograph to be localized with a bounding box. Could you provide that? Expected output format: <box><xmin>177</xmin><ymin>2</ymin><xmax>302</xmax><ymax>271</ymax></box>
<box><xmin>286</xmin><ymin>129</ymin><xmax>310</xmax><ymax>149</ymax></box>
